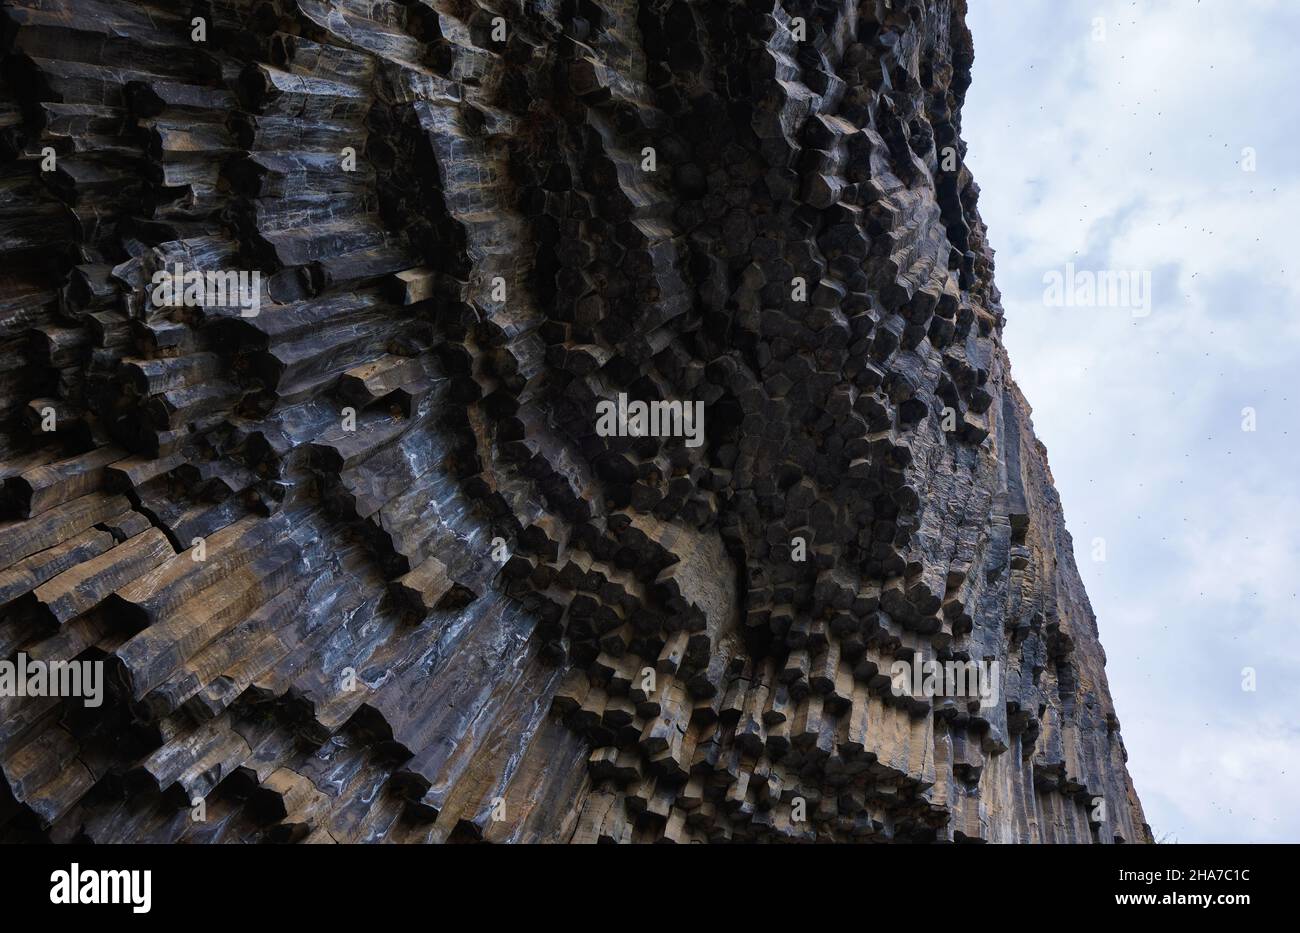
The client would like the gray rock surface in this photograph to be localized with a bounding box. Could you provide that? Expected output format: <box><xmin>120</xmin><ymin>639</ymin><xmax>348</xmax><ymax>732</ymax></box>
<box><xmin>0</xmin><ymin>0</ymin><xmax>1149</xmax><ymax>843</ymax></box>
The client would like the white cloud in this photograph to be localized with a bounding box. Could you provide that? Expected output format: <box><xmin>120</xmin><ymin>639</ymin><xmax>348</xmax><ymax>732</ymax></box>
<box><xmin>965</xmin><ymin>0</ymin><xmax>1300</xmax><ymax>842</ymax></box>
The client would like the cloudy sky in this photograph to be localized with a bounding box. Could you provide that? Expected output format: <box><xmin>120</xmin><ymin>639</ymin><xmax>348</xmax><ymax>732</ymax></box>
<box><xmin>963</xmin><ymin>0</ymin><xmax>1300</xmax><ymax>843</ymax></box>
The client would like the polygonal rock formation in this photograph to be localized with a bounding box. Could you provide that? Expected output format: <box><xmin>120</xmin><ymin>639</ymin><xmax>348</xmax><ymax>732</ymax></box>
<box><xmin>0</xmin><ymin>0</ymin><xmax>1150</xmax><ymax>843</ymax></box>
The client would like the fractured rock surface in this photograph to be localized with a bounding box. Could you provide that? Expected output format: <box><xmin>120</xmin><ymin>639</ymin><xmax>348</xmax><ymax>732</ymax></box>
<box><xmin>0</xmin><ymin>0</ymin><xmax>1150</xmax><ymax>843</ymax></box>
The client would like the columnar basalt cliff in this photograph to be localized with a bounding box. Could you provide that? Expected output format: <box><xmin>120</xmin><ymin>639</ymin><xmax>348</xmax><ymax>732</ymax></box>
<box><xmin>0</xmin><ymin>0</ymin><xmax>1149</xmax><ymax>843</ymax></box>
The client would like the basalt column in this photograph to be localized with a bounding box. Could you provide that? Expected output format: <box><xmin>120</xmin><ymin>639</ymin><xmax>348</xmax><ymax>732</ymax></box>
<box><xmin>0</xmin><ymin>0</ymin><xmax>1149</xmax><ymax>844</ymax></box>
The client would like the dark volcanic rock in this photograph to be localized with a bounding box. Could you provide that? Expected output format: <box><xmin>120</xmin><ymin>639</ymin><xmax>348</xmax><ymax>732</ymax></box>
<box><xmin>0</xmin><ymin>0</ymin><xmax>1149</xmax><ymax>844</ymax></box>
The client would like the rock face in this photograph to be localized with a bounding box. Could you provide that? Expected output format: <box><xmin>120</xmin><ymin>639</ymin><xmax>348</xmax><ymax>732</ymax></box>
<box><xmin>0</xmin><ymin>0</ymin><xmax>1150</xmax><ymax>843</ymax></box>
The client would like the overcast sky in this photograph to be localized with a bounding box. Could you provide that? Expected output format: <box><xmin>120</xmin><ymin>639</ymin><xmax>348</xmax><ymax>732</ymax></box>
<box><xmin>963</xmin><ymin>0</ymin><xmax>1300</xmax><ymax>843</ymax></box>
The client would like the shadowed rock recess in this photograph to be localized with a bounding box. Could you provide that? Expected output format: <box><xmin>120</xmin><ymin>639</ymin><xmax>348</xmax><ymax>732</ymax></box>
<box><xmin>0</xmin><ymin>0</ymin><xmax>1150</xmax><ymax>844</ymax></box>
